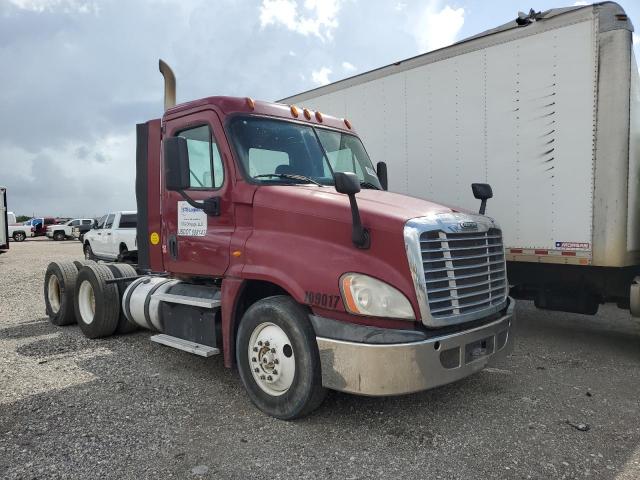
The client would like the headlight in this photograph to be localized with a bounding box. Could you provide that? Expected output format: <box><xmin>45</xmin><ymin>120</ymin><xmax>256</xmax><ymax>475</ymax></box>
<box><xmin>339</xmin><ymin>273</ymin><xmax>415</xmax><ymax>320</ymax></box>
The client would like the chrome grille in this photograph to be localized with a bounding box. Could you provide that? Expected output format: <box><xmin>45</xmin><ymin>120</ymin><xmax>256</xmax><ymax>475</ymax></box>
<box><xmin>420</xmin><ymin>228</ymin><xmax>507</xmax><ymax>321</ymax></box>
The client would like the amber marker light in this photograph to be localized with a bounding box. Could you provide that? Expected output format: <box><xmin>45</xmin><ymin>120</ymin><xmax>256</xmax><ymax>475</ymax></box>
<box><xmin>246</xmin><ymin>97</ymin><xmax>255</xmax><ymax>110</ymax></box>
<box><xmin>315</xmin><ymin>111</ymin><xmax>323</xmax><ymax>122</ymax></box>
<box><xmin>344</xmin><ymin>118</ymin><xmax>352</xmax><ymax>129</ymax></box>
<box><xmin>303</xmin><ymin>108</ymin><xmax>312</xmax><ymax>120</ymax></box>
<box><xmin>232</xmin><ymin>250</ymin><xmax>242</xmax><ymax>257</ymax></box>
<box><xmin>290</xmin><ymin>105</ymin><xmax>299</xmax><ymax>117</ymax></box>
<box><xmin>340</xmin><ymin>275</ymin><xmax>360</xmax><ymax>314</ymax></box>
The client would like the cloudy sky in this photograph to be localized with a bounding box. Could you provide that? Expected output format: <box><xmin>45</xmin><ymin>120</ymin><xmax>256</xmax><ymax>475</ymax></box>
<box><xmin>1</xmin><ymin>0</ymin><xmax>639</xmax><ymax>217</ymax></box>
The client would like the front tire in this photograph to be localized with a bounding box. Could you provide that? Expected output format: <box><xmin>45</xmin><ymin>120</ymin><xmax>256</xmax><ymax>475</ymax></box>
<box><xmin>84</xmin><ymin>243</ymin><xmax>95</xmax><ymax>261</ymax></box>
<box><xmin>53</xmin><ymin>231</ymin><xmax>66</xmax><ymax>241</ymax></box>
<box><xmin>236</xmin><ymin>296</ymin><xmax>326</xmax><ymax>420</ymax></box>
<box><xmin>13</xmin><ymin>232</ymin><xmax>26</xmax><ymax>242</ymax></box>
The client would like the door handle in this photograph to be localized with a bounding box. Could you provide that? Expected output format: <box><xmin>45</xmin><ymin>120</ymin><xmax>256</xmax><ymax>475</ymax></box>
<box><xmin>168</xmin><ymin>234</ymin><xmax>178</xmax><ymax>260</ymax></box>
<box><xmin>106</xmin><ymin>232</ymin><xmax>111</xmax><ymax>236</ymax></box>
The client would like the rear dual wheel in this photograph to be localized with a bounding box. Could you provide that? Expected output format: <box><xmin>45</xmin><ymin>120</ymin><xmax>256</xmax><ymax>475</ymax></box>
<box><xmin>236</xmin><ymin>296</ymin><xmax>326</xmax><ymax>420</ymax></box>
<box><xmin>44</xmin><ymin>261</ymin><xmax>79</xmax><ymax>326</ymax></box>
<box><xmin>74</xmin><ymin>264</ymin><xmax>120</xmax><ymax>339</ymax></box>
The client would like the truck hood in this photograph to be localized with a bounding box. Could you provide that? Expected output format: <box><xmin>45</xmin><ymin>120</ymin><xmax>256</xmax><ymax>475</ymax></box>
<box><xmin>252</xmin><ymin>185</ymin><xmax>460</xmax><ymax>231</ymax></box>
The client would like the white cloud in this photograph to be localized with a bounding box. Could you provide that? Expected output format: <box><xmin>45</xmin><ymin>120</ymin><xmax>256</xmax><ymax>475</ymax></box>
<box><xmin>342</xmin><ymin>61</ymin><xmax>356</xmax><ymax>73</ymax></box>
<box><xmin>8</xmin><ymin>0</ymin><xmax>98</xmax><ymax>13</ymax></box>
<box><xmin>311</xmin><ymin>67</ymin><xmax>332</xmax><ymax>85</ymax></box>
<box><xmin>259</xmin><ymin>0</ymin><xmax>342</xmax><ymax>41</ymax></box>
<box><xmin>414</xmin><ymin>3</ymin><xmax>465</xmax><ymax>52</ymax></box>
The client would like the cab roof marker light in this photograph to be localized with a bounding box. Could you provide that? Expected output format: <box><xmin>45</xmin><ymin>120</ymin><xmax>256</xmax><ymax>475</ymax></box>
<box><xmin>290</xmin><ymin>105</ymin><xmax>299</xmax><ymax>118</ymax></box>
<box><xmin>246</xmin><ymin>97</ymin><xmax>255</xmax><ymax>110</ymax></box>
<box><xmin>303</xmin><ymin>108</ymin><xmax>312</xmax><ymax>120</ymax></box>
<box><xmin>344</xmin><ymin>118</ymin><xmax>352</xmax><ymax>129</ymax></box>
<box><xmin>315</xmin><ymin>111</ymin><xmax>323</xmax><ymax>123</ymax></box>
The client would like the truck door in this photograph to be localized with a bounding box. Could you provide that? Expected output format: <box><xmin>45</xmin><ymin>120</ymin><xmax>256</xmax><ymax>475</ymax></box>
<box><xmin>96</xmin><ymin>213</ymin><xmax>115</xmax><ymax>258</ymax></box>
<box><xmin>162</xmin><ymin>110</ymin><xmax>234</xmax><ymax>277</ymax></box>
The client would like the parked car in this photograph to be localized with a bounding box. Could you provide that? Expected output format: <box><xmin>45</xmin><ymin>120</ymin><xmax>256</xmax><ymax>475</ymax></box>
<box><xmin>8</xmin><ymin>222</ymin><xmax>34</xmax><ymax>242</ymax></box>
<box><xmin>46</xmin><ymin>218</ymin><xmax>94</xmax><ymax>241</ymax></box>
<box><xmin>83</xmin><ymin>211</ymin><xmax>137</xmax><ymax>261</ymax></box>
<box><xmin>0</xmin><ymin>187</ymin><xmax>7</xmax><ymax>253</ymax></box>
<box><xmin>24</xmin><ymin>217</ymin><xmax>57</xmax><ymax>237</ymax></box>
<box><xmin>71</xmin><ymin>219</ymin><xmax>96</xmax><ymax>243</ymax></box>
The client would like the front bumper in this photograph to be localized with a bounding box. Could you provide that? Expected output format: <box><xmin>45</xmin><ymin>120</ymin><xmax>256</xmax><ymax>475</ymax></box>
<box><xmin>315</xmin><ymin>298</ymin><xmax>514</xmax><ymax>396</ymax></box>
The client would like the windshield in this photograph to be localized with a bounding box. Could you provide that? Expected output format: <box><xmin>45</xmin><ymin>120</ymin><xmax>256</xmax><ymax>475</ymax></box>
<box><xmin>228</xmin><ymin>116</ymin><xmax>381</xmax><ymax>188</ymax></box>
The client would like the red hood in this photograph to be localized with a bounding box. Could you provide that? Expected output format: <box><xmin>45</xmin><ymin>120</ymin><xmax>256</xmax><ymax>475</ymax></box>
<box><xmin>253</xmin><ymin>185</ymin><xmax>458</xmax><ymax>231</ymax></box>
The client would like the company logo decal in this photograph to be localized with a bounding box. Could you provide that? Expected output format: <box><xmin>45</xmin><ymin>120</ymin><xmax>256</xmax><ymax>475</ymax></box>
<box><xmin>555</xmin><ymin>242</ymin><xmax>590</xmax><ymax>250</ymax></box>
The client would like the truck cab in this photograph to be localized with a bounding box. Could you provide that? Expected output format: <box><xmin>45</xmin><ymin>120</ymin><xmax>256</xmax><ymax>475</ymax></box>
<box><xmin>45</xmin><ymin>62</ymin><xmax>514</xmax><ymax>419</ymax></box>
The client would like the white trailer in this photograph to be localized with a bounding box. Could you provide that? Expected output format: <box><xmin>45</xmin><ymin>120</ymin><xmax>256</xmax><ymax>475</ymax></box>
<box><xmin>282</xmin><ymin>2</ymin><xmax>640</xmax><ymax>316</ymax></box>
<box><xmin>0</xmin><ymin>187</ymin><xmax>8</xmax><ymax>253</ymax></box>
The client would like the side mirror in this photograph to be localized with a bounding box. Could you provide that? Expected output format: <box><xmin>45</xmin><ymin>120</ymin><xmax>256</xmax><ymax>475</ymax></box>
<box><xmin>164</xmin><ymin>137</ymin><xmax>190</xmax><ymax>191</ymax></box>
<box><xmin>334</xmin><ymin>172</ymin><xmax>370</xmax><ymax>249</ymax></box>
<box><xmin>376</xmin><ymin>161</ymin><xmax>388</xmax><ymax>191</ymax></box>
<box><xmin>334</xmin><ymin>171</ymin><xmax>361</xmax><ymax>195</ymax></box>
<box><xmin>471</xmin><ymin>183</ymin><xmax>493</xmax><ymax>215</ymax></box>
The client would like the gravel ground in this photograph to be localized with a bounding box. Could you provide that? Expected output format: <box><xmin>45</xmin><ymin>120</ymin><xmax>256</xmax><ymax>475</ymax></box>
<box><xmin>1</xmin><ymin>238</ymin><xmax>640</xmax><ymax>479</ymax></box>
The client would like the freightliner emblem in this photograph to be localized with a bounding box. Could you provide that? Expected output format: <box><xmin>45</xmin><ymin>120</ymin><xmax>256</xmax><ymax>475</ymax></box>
<box><xmin>448</xmin><ymin>221</ymin><xmax>478</xmax><ymax>232</ymax></box>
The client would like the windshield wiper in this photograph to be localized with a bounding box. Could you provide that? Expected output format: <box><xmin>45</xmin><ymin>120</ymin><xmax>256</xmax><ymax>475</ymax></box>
<box><xmin>360</xmin><ymin>181</ymin><xmax>381</xmax><ymax>190</ymax></box>
<box><xmin>253</xmin><ymin>173</ymin><xmax>323</xmax><ymax>186</ymax></box>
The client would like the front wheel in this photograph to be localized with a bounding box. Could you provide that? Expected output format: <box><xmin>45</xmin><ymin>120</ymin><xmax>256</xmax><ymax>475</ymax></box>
<box><xmin>84</xmin><ymin>243</ymin><xmax>95</xmax><ymax>260</ymax></box>
<box><xmin>13</xmin><ymin>232</ymin><xmax>26</xmax><ymax>242</ymax></box>
<box><xmin>53</xmin><ymin>231</ymin><xmax>65</xmax><ymax>241</ymax></box>
<box><xmin>236</xmin><ymin>296</ymin><xmax>326</xmax><ymax>420</ymax></box>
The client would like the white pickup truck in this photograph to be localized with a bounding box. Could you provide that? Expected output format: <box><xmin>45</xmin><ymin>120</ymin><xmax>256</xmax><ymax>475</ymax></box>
<box><xmin>8</xmin><ymin>220</ymin><xmax>34</xmax><ymax>242</ymax></box>
<box><xmin>46</xmin><ymin>218</ymin><xmax>94</xmax><ymax>241</ymax></box>
<box><xmin>83</xmin><ymin>211</ymin><xmax>137</xmax><ymax>261</ymax></box>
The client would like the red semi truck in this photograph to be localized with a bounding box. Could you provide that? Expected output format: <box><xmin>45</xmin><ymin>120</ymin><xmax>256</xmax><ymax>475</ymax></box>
<box><xmin>43</xmin><ymin>61</ymin><xmax>514</xmax><ymax>419</ymax></box>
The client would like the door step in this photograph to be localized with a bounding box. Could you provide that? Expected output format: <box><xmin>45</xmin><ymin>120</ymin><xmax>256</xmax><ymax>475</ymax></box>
<box><xmin>151</xmin><ymin>292</ymin><xmax>221</xmax><ymax>309</ymax></box>
<box><xmin>150</xmin><ymin>334</ymin><xmax>220</xmax><ymax>357</ymax></box>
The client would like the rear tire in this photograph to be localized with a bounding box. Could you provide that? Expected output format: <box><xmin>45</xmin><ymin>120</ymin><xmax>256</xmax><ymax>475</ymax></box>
<box><xmin>73</xmin><ymin>259</ymin><xmax>96</xmax><ymax>271</ymax></box>
<box><xmin>13</xmin><ymin>232</ymin><xmax>26</xmax><ymax>242</ymax></box>
<box><xmin>44</xmin><ymin>261</ymin><xmax>78</xmax><ymax>326</ymax></box>
<box><xmin>105</xmin><ymin>263</ymin><xmax>139</xmax><ymax>334</ymax></box>
<box><xmin>84</xmin><ymin>243</ymin><xmax>96</xmax><ymax>261</ymax></box>
<box><xmin>236</xmin><ymin>295</ymin><xmax>326</xmax><ymax>420</ymax></box>
<box><xmin>53</xmin><ymin>231</ymin><xmax>65</xmax><ymax>241</ymax></box>
<box><xmin>74</xmin><ymin>264</ymin><xmax>120</xmax><ymax>338</ymax></box>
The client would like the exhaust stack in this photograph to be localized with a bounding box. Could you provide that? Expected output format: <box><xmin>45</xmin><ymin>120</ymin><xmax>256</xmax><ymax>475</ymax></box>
<box><xmin>159</xmin><ymin>59</ymin><xmax>176</xmax><ymax>111</ymax></box>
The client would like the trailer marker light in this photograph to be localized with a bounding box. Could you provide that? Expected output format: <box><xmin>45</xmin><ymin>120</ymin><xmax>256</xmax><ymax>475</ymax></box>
<box><xmin>561</xmin><ymin>251</ymin><xmax>576</xmax><ymax>256</ymax></box>
<box><xmin>232</xmin><ymin>250</ymin><xmax>242</xmax><ymax>257</ymax></box>
<box><xmin>344</xmin><ymin>119</ymin><xmax>352</xmax><ymax>129</ymax></box>
<box><xmin>535</xmin><ymin>249</ymin><xmax>548</xmax><ymax>255</ymax></box>
<box><xmin>290</xmin><ymin>105</ymin><xmax>299</xmax><ymax>118</ymax></box>
<box><xmin>246</xmin><ymin>97</ymin><xmax>255</xmax><ymax>110</ymax></box>
<box><xmin>303</xmin><ymin>108</ymin><xmax>312</xmax><ymax>120</ymax></box>
<box><xmin>315</xmin><ymin>111</ymin><xmax>323</xmax><ymax>122</ymax></box>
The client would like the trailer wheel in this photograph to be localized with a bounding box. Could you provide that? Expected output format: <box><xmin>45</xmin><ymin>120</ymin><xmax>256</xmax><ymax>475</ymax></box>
<box><xmin>105</xmin><ymin>263</ymin><xmax>139</xmax><ymax>334</ymax></box>
<box><xmin>73</xmin><ymin>259</ymin><xmax>96</xmax><ymax>271</ymax></box>
<box><xmin>236</xmin><ymin>295</ymin><xmax>326</xmax><ymax>420</ymax></box>
<box><xmin>44</xmin><ymin>260</ymin><xmax>79</xmax><ymax>326</ymax></box>
<box><xmin>74</xmin><ymin>264</ymin><xmax>119</xmax><ymax>338</ymax></box>
<box><xmin>13</xmin><ymin>231</ymin><xmax>26</xmax><ymax>242</ymax></box>
<box><xmin>53</xmin><ymin>231</ymin><xmax>66</xmax><ymax>241</ymax></box>
<box><xmin>84</xmin><ymin>243</ymin><xmax>95</xmax><ymax>261</ymax></box>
